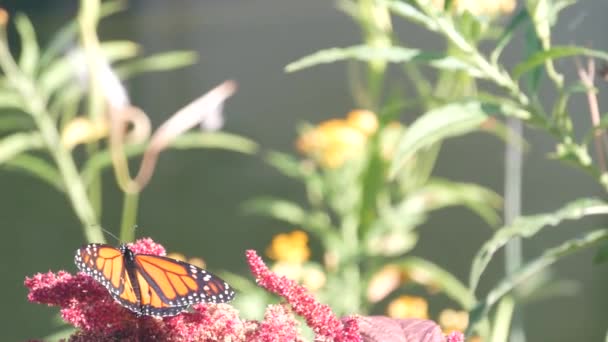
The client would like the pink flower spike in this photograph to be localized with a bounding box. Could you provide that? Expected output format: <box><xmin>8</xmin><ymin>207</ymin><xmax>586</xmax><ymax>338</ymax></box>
<box><xmin>126</xmin><ymin>237</ymin><xmax>166</xmax><ymax>256</ymax></box>
<box><xmin>446</xmin><ymin>331</ymin><xmax>464</xmax><ymax>342</ymax></box>
<box><xmin>246</xmin><ymin>249</ymin><xmax>361</xmax><ymax>342</ymax></box>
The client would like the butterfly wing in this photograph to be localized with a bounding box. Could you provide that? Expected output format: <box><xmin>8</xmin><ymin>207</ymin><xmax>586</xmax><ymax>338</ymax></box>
<box><xmin>131</xmin><ymin>254</ymin><xmax>236</xmax><ymax>317</ymax></box>
<box><xmin>74</xmin><ymin>244</ymin><xmax>142</xmax><ymax>315</ymax></box>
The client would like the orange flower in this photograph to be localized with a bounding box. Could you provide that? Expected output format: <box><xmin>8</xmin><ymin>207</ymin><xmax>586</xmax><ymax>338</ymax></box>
<box><xmin>386</xmin><ymin>295</ymin><xmax>428</xmax><ymax>319</ymax></box>
<box><xmin>346</xmin><ymin>109</ymin><xmax>379</xmax><ymax>136</ymax></box>
<box><xmin>266</xmin><ymin>230</ymin><xmax>310</xmax><ymax>264</ymax></box>
<box><xmin>296</xmin><ymin>110</ymin><xmax>378</xmax><ymax>168</ymax></box>
<box><xmin>438</xmin><ymin>309</ymin><xmax>469</xmax><ymax>334</ymax></box>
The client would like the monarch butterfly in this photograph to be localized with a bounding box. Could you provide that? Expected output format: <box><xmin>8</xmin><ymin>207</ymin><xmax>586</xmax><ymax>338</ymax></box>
<box><xmin>74</xmin><ymin>243</ymin><xmax>235</xmax><ymax>317</ymax></box>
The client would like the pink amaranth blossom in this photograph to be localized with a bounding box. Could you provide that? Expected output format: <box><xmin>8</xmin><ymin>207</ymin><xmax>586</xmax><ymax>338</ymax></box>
<box><xmin>27</xmin><ymin>239</ymin><xmax>454</xmax><ymax>342</ymax></box>
<box><xmin>246</xmin><ymin>249</ymin><xmax>361</xmax><ymax>342</ymax></box>
<box><xmin>25</xmin><ymin>239</ymin><xmax>305</xmax><ymax>341</ymax></box>
<box><xmin>446</xmin><ymin>331</ymin><xmax>465</xmax><ymax>342</ymax></box>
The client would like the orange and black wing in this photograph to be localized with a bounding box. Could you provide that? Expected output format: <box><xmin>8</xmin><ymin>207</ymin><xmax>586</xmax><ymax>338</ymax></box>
<box><xmin>131</xmin><ymin>254</ymin><xmax>236</xmax><ymax>317</ymax></box>
<box><xmin>74</xmin><ymin>244</ymin><xmax>142</xmax><ymax>314</ymax></box>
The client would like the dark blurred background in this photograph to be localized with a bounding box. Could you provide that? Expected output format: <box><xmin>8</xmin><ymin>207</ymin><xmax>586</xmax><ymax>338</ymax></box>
<box><xmin>0</xmin><ymin>1</ymin><xmax>606</xmax><ymax>341</ymax></box>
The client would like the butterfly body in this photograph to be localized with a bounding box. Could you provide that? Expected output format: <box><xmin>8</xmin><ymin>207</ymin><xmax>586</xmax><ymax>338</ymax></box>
<box><xmin>75</xmin><ymin>243</ymin><xmax>235</xmax><ymax>317</ymax></box>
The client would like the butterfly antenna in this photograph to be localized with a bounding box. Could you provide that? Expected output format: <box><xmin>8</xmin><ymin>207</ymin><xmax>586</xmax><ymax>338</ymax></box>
<box><xmin>99</xmin><ymin>226</ymin><xmax>121</xmax><ymax>244</ymax></box>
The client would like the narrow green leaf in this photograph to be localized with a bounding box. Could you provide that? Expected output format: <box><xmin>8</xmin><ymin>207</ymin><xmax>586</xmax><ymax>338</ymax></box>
<box><xmin>382</xmin><ymin>0</ymin><xmax>437</xmax><ymax>31</ymax></box>
<box><xmin>513</xmin><ymin>46</ymin><xmax>608</xmax><ymax>79</ymax></box>
<box><xmin>469</xmin><ymin>198</ymin><xmax>608</xmax><ymax>291</ymax></box>
<box><xmin>115</xmin><ymin>51</ymin><xmax>197</xmax><ymax>79</ymax></box>
<box><xmin>389</xmin><ymin>102</ymin><xmax>488</xmax><ymax>178</ymax></box>
<box><xmin>593</xmin><ymin>242</ymin><xmax>608</xmax><ymax>264</ymax></box>
<box><xmin>242</xmin><ymin>197</ymin><xmax>307</xmax><ymax>224</ymax></box>
<box><xmin>286</xmin><ymin>45</ymin><xmax>418</xmax><ymax>72</ymax></box>
<box><xmin>5</xmin><ymin>154</ymin><xmax>63</xmax><ymax>191</ymax></box>
<box><xmin>81</xmin><ymin>132</ymin><xmax>256</xmax><ymax>184</ymax></box>
<box><xmin>266</xmin><ymin>151</ymin><xmax>307</xmax><ymax>179</ymax></box>
<box><xmin>398</xmin><ymin>257</ymin><xmax>476</xmax><ymax>309</ymax></box>
<box><xmin>408</xmin><ymin>179</ymin><xmax>502</xmax><ymax>225</ymax></box>
<box><xmin>0</xmin><ymin>113</ymin><xmax>32</xmax><ymax>132</ymax></box>
<box><xmin>242</xmin><ymin>196</ymin><xmax>337</xmax><ymax>247</ymax></box>
<box><xmin>39</xmin><ymin>0</ymin><xmax>127</xmax><ymax>67</ymax></box>
<box><xmin>467</xmin><ymin>229</ymin><xmax>608</xmax><ymax>335</ymax></box>
<box><xmin>491</xmin><ymin>9</ymin><xmax>528</xmax><ymax>64</ymax></box>
<box><xmin>0</xmin><ymin>132</ymin><xmax>44</xmax><ymax>165</ymax></box>
<box><xmin>285</xmin><ymin>45</ymin><xmax>479</xmax><ymax>75</ymax></box>
<box><xmin>0</xmin><ymin>91</ymin><xmax>24</xmax><ymax>110</ymax></box>
<box><xmin>168</xmin><ymin>131</ymin><xmax>257</xmax><ymax>153</ymax></box>
<box><xmin>490</xmin><ymin>297</ymin><xmax>515</xmax><ymax>342</ymax></box>
<box><xmin>15</xmin><ymin>14</ymin><xmax>39</xmax><ymax>75</ymax></box>
<box><xmin>40</xmin><ymin>40</ymin><xmax>140</xmax><ymax>96</ymax></box>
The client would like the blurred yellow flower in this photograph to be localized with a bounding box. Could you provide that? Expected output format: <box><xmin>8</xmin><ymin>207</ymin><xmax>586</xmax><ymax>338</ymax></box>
<box><xmin>61</xmin><ymin>117</ymin><xmax>109</xmax><ymax>150</ymax></box>
<box><xmin>367</xmin><ymin>264</ymin><xmax>404</xmax><ymax>303</ymax></box>
<box><xmin>166</xmin><ymin>252</ymin><xmax>207</xmax><ymax>269</ymax></box>
<box><xmin>271</xmin><ymin>261</ymin><xmax>304</xmax><ymax>281</ymax></box>
<box><xmin>301</xmin><ymin>266</ymin><xmax>326</xmax><ymax>292</ymax></box>
<box><xmin>296</xmin><ymin>110</ymin><xmax>379</xmax><ymax>168</ymax></box>
<box><xmin>438</xmin><ymin>308</ymin><xmax>469</xmax><ymax>334</ymax></box>
<box><xmin>386</xmin><ymin>295</ymin><xmax>428</xmax><ymax>319</ymax></box>
<box><xmin>266</xmin><ymin>230</ymin><xmax>311</xmax><ymax>264</ymax></box>
<box><xmin>346</xmin><ymin>109</ymin><xmax>379</xmax><ymax>136</ymax></box>
<box><xmin>432</xmin><ymin>0</ymin><xmax>516</xmax><ymax>16</ymax></box>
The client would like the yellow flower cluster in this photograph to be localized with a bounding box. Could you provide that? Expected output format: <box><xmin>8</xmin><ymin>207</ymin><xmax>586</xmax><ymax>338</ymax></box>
<box><xmin>432</xmin><ymin>0</ymin><xmax>516</xmax><ymax>16</ymax></box>
<box><xmin>266</xmin><ymin>230</ymin><xmax>326</xmax><ymax>291</ymax></box>
<box><xmin>386</xmin><ymin>296</ymin><xmax>471</xmax><ymax>335</ymax></box>
<box><xmin>296</xmin><ymin>110</ymin><xmax>379</xmax><ymax>169</ymax></box>
<box><xmin>266</xmin><ymin>230</ymin><xmax>311</xmax><ymax>264</ymax></box>
<box><xmin>166</xmin><ymin>252</ymin><xmax>206</xmax><ymax>269</ymax></box>
<box><xmin>386</xmin><ymin>295</ymin><xmax>429</xmax><ymax>319</ymax></box>
<box><xmin>438</xmin><ymin>308</ymin><xmax>469</xmax><ymax>334</ymax></box>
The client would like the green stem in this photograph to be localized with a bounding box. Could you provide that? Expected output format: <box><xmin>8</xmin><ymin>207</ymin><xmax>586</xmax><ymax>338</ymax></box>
<box><xmin>341</xmin><ymin>215</ymin><xmax>362</xmax><ymax>313</ymax></box>
<box><xmin>0</xmin><ymin>27</ymin><xmax>104</xmax><ymax>243</ymax></box>
<box><xmin>119</xmin><ymin>192</ymin><xmax>139</xmax><ymax>243</ymax></box>
<box><xmin>86</xmin><ymin>143</ymin><xmax>103</xmax><ymax>216</ymax></box>
<box><xmin>79</xmin><ymin>0</ymin><xmax>104</xmax><ymax>122</ymax></box>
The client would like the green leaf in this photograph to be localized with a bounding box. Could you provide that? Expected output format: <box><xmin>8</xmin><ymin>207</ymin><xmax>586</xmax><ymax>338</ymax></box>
<box><xmin>0</xmin><ymin>113</ymin><xmax>32</xmax><ymax>132</ymax></box>
<box><xmin>242</xmin><ymin>196</ymin><xmax>338</xmax><ymax>248</ymax></box>
<box><xmin>409</xmin><ymin>179</ymin><xmax>502</xmax><ymax>225</ymax></box>
<box><xmin>593</xmin><ymin>242</ymin><xmax>608</xmax><ymax>264</ymax></box>
<box><xmin>115</xmin><ymin>51</ymin><xmax>198</xmax><ymax>79</ymax></box>
<box><xmin>467</xmin><ymin>229</ymin><xmax>608</xmax><ymax>335</ymax></box>
<box><xmin>490</xmin><ymin>296</ymin><xmax>514</xmax><ymax>342</ymax></box>
<box><xmin>491</xmin><ymin>9</ymin><xmax>528</xmax><ymax>64</ymax></box>
<box><xmin>5</xmin><ymin>154</ymin><xmax>63</xmax><ymax>191</ymax></box>
<box><xmin>469</xmin><ymin>198</ymin><xmax>608</xmax><ymax>291</ymax></box>
<box><xmin>40</xmin><ymin>40</ymin><xmax>140</xmax><ymax>96</ymax></box>
<box><xmin>398</xmin><ymin>257</ymin><xmax>476</xmax><ymax>309</ymax></box>
<box><xmin>0</xmin><ymin>91</ymin><xmax>24</xmax><ymax>110</ymax></box>
<box><xmin>266</xmin><ymin>151</ymin><xmax>308</xmax><ymax>179</ymax></box>
<box><xmin>15</xmin><ymin>14</ymin><xmax>39</xmax><ymax>75</ymax></box>
<box><xmin>81</xmin><ymin>132</ymin><xmax>256</xmax><ymax>184</ymax></box>
<box><xmin>513</xmin><ymin>46</ymin><xmax>608</xmax><ymax>79</ymax></box>
<box><xmin>242</xmin><ymin>197</ymin><xmax>307</xmax><ymax>225</ymax></box>
<box><xmin>0</xmin><ymin>132</ymin><xmax>44</xmax><ymax>165</ymax></box>
<box><xmin>168</xmin><ymin>131</ymin><xmax>257</xmax><ymax>153</ymax></box>
<box><xmin>389</xmin><ymin>102</ymin><xmax>488</xmax><ymax>178</ymax></box>
<box><xmin>39</xmin><ymin>0</ymin><xmax>127</xmax><ymax>67</ymax></box>
<box><xmin>285</xmin><ymin>45</ymin><xmax>479</xmax><ymax>75</ymax></box>
<box><xmin>382</xmin><ymin>0</ymin><xmax>437</xmax><ymax>31</ymax></box>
